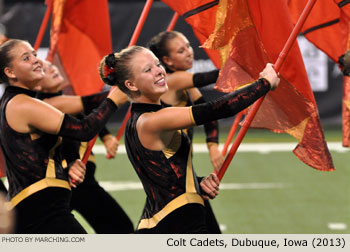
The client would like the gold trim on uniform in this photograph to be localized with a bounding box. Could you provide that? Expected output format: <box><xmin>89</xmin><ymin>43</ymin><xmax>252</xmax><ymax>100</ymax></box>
<box><xmin>29</xmin><ymin>132</ymin><xmax>41</xmax><ymax>141</ymax></box>
<box><xmin>189</xmin><ymin>106</ymin><xmax>196</xmax><ymax>125</ymax></box>
<box><xmin>185</xmin><ymin>146</ymin><xmax>197</xmax><ymax>193</ymax></box>
<box><xmin>54</xmin><ymin>113</ymin><xmax>66</xmax><ymax>135</ymax></box>
<box><xmin>7</xmin><ymin>136</ymin><xmax>68</xmax><ymax>209</ymax></box>
<box><xmin>162</xmin><ymin>130</ymin><xmax>182</xmax><ymax>159</ymax></box>
<box><xmin>46</xmin><ymin>137</ymin><xmax>62</xmax><ymax>178</ymax></box>
<box><xmin>79</xmin><ymin>142</ymin><xmax>96</xmax><ymax>163</ymax></box>
<box><xmin>137</xmin><ymin>193</ymin><xmax>203</xmax><ymax>230</ymax></box>
<box><xmin>8</xmin><ymin>178</ymin><xmax>70</xmax><ymax>209</ymax></box>
<box><xmin>137</xmin><ymin>140</ymin><xmax>203</xmax><ymax>230</ymax></box>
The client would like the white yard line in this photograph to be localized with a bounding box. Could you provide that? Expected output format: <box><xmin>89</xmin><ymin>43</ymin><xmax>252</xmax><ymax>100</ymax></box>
<box><xmin>92</xmin><ymin>142</ymin><xmax>348</xmax><ymax>154</ymax></box>
<box><xmin>98</xmin><ymin>181</ymin><xmax>288</xmax><ymax>192</ymax></box>
<box><xmin>327</xmin><ymin>223</ymin><xmax>348</xmax><ymax>230</ymax></box>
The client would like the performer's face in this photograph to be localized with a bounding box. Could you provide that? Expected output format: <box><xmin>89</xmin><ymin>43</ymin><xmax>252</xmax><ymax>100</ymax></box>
<box><xmin>36</xmin><ymin>61</ymin><xmax>65</xmax><ymax>92</ymax></box>
<box><xmin>164</xmin><ymin>34</ymin><xmax>194</xmax><ymax>71</ymax></box>
<box><xmin>5</xmin><ymin>41</ymin><xmax>44</xmax><ymax>88</ymax></box>
<box><xmin>126</xmin><ymin>48</ymin><xmax>168</xmax><ymax>102</ymax></box>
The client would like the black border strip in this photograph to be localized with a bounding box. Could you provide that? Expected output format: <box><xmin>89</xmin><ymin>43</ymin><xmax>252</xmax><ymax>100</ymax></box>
<box><xmin>338</xmin><ymin>0</ymin><xmax>350</xmax><ymax>8</ymax></box>
<box><xmin>182</xmin><ymin>0</ymin><xmax>219</xmax><ymax>19</ymax></box>
<box><xmin>302</xmin><ymin>19</ymin><xmax>339</xmax><ymax>35</ymax></box>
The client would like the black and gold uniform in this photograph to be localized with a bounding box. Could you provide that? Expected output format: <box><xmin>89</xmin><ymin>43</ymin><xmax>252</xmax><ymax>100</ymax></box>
<box><xmin>63</xmin><ymin>128</ymin><xmax>134</xmax><ymax>234</ymax></box>
<box><xmin>125</xmin><ymin>103</ymin><xmax>207</xmax><ymax>233</ymax></box>
<box><xmin>0</xmin><ymin>180</ymin><xmax>7</xmax><ymax>194</ymax></box>
<box><xmin>36</xmin><ymin>90</ymin><xmax>134</xmax><ymax>234</ymax></box>
<box><xmin>0</xmin><ymin>86</ymin><xmax>118</xmax><ymax>233</ymax></box>
<box><xmin>125</xmin><ymin>78</ymin><xmax>271</xmax><ymax>233</ymax></box>
<box><xmin>162</xmin><ymin>94</ymin><xmax>221</xmax><ymax>234</ymax></box>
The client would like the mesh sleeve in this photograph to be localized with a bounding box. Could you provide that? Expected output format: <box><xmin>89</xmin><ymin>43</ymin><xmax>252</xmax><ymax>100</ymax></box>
<box><xmin>193</xmin><ymin>69</ymin><xmax>219</xmax><ymax>88</ymax></box>
<box><xmin>191</xmin><ymin>78</ymin><xmax>270</xmax><ymax>125</ymax></box>
<box><xmin>193</xmin><ymin>96</ymin><xmax>219</xmax><ymax>144</ymax></box>
<box><xmin>58</xmin><ymin>98</ymin><xmax>117</xmax><ymax>141</ymax></box>
<box><xmin>81</xmin><ymin>90</ymin><xmax>109</xmax><ymax>115</ymax></box>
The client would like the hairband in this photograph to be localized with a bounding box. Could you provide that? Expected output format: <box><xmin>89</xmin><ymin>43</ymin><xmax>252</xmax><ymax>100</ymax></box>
<box><xmin>103</xmin><ymin>53</ymin><xmax>116</xmax><ymax>78</ymax></box>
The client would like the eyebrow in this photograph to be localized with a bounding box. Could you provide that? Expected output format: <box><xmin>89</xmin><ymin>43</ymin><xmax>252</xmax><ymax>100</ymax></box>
<box><xmin>23</xmin><ymin>50</ymin><xmax>36</xmax><ymax>56</ymax></box>
<box><xmin>20</xmin><ymin>52</ymin><xmax>30</xmax><ymax>58</ymax></box>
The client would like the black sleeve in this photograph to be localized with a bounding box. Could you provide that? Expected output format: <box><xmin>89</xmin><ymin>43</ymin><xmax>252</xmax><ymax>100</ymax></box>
<box><xmin>191</xmin><ymin>78</ymin><xmax>271</xmax><ymax>125</ymax></box>
<box><xmin>193</xmin><ymin>69</ymin><xmax>219</xmax><ymax>88</ymax></box>
<box><xmin>193</xmin><ymin>96</ymin><xmax>219</xmax><ymax>144</ymax></box>
<box><xmin>58</xmin><ymin>98</ymin><xmax>117</xmax><ymax>141</ymax></box>
<box><xmin>81</xmin><ymin>90</ymin><xmax>109</xmax><ymax>115</ymax></box>
<box><xmin>35</xmin><ymin>91</ymin><xmax>63</xmax><ymax>100</ymax></box>
<box><xmin>98</xmin><ymin>126</ymin><xmax>111</xmax><ymax>140</ymax></box>
<box><xmin>61</xmin><ymin>138</ymin><xmax>81</xmax><ymax>165</ymax></box>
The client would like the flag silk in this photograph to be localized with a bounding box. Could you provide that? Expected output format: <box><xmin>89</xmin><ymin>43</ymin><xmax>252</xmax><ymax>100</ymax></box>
<box><xmin>288</xmin><ymin>0</ymin><xmax>350</xmax><ymax>64</ymax></box>
<box><xmin>47</xmin><ymin>0</ymin><xmax>112</xmax><ymax>95</ymax></box>
<box><xmin>160</xmin><ymin>0</ymin><xmax>221</xmax><ymax>68</ymax></box>
<box><xmin>289</xmin><ymin>1</ymin><xmax>350</xmax><ymax>147</ymax></box>
<box><xmin>203</xmin><ymin>0</ymin><xmax>334</xmax><ymax>171</ymax></box>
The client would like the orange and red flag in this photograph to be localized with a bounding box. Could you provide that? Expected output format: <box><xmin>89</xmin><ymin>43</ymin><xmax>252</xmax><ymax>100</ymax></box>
<box><xmin>203</xmin><ymin>0</ymin><xmax>334</xmax><ymax>171</ymax></box>
<box><xmin>289</xmin><ymin>0</ymin><xmax>350</xmax><ymax>147</ymax></box>
<box><xmin>160</xmin><ymin>0</ymin><xmax>221</xmax><ymax>68</ymax></box>
<box><xmin>288</xmin><ymin>0</ymin><xmax>350</xmax><ymax>63</ymax></box>
<box><xmin>47</xmin><ymin>0</ymin><xmax>112</xmax><ymax>96</ymax></box>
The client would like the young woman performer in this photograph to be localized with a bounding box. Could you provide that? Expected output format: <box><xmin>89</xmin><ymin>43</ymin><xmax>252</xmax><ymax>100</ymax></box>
<box><xmin>0</xmin><ymin>39</ymin><xmax>126</xmax><ymax>233</ymax></box>
<box><xmin>99</xmin><ymin>46</ymin><xmax>280</xmax><ymax>233</ymax></box>
<box><xmin>35</xmin><ymin>60</ymin><xmax>134</xmax><ymax>233</ymax></box>
<box><xmin>147</xmin><ymin>30</ymin><xmax>223</xmax><ymax>233</ymax></box>
<box><xmin>148</xmin><ymin>31</ymin><xmax>223</xmax><ymax>171</ymax></box>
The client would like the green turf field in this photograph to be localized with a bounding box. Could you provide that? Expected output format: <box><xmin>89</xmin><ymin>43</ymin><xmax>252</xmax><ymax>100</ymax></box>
<box><xmin>72</xmin><ymin>126</ymin><xmax>350</xmax><ymax>234</ymax></box>
<box><xmin>2</xmin><ymin>127</ymin><xmax>349</xmax><ymax>234</ymax></box>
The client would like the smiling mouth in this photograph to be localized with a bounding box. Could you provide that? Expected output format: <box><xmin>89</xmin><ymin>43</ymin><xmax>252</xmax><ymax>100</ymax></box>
<box><xmin>34</xmin><ymin>66</ymin><xmax>42</xmax><ymax>72</ymax></box>
<box><xmin>155</xmin><ymin>78</ymin><xmax>165</xmax><ymax>86</ymax></box>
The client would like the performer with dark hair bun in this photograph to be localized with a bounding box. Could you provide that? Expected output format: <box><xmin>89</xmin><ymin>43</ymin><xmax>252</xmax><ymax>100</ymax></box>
<box><xmin>99</xmin><ymin>45</ymin><xmax>280</xmax><ymax>233</ymax></box>
<box><xmin>147</xmin><ymin>30</ymin><xmax>223</xmax><ymax>233</ymax></box>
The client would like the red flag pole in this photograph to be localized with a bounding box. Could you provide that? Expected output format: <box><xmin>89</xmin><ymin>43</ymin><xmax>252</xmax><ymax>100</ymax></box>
<box><xmin>167</xmin><ymin>12</ymin><xmax>180</xmax><ymax>31</ymax></box>
<box><xmin>34</xmin><ymin>0</ymin><xmax>53</xmax><ymax>50</ymax></box>
<box><xmin>216</xmin><ymin>0</ymin><xmax>318</xmax><ymax>181</ymax></box>
<box><xmin>114</xmin><ymin>0</ymin><xmax>154</xmax><ymax>136</ymax></box>
<box><xmin>97</xmin><ymin>0</ymin><xmax>154</xmax><ymax>159</ymax></box>
<box><xmin>128</xmin><ymin>0</ymin><xmax>154</xmax><ymax>47</ymax></box>
<box><xmin>342</xmin><ymin>76</ymin><xmax>350</xmax><ymax>147</ymax></box>
<box><xmin>82</xmin><ymin>135</ymin><xmax>98</xmax><ymax>164</ymax></box>
<box><xmin>221</xmin><ymin>109</ymin><xmax>246</xmax><ymax>156</ymax></box>
<box><xmin>110</xmin><ymin>2</ymin><xmax>179</xmax><ymax>157</ymax></box>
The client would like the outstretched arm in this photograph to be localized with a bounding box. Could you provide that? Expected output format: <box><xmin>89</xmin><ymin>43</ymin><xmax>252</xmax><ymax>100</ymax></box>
<box><xmin>137</xmin><ymin>63</ymin><xmax>279</xmax><ymax>150</ymax></box>
<box><xmin>167</xmin><ymin>69</ymin><xmax>219</xmax><ymax>91</ymax></box>
<box><xmin>5</xmin><ymin>86</ymin><xmax>126</xmax><ymax>141</ymax></box>
<box><xmin>193</xmin><ymin>95</ymin><xmax>223</xmax><ymax>172</ymax></box>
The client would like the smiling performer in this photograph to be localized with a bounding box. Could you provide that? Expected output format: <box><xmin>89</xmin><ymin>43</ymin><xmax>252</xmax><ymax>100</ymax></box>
<box><xmin>0</xmin><ymin>39</ymin><xmax>126</xmax><ymax>233</ymax></box>
<box><xmin>148</xmin><ymin>30</ymin><xmax>223</xmax><ymax>233</ymax></box>
<box><xmin>99</xmin><ymin>46</ymin><xmax>280</xmax><ymax>233</ymax></box>
<box><xmin>35</xmin><ymin>60</ymin><xmax>134</xmax><ymax>234</ymax></box>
